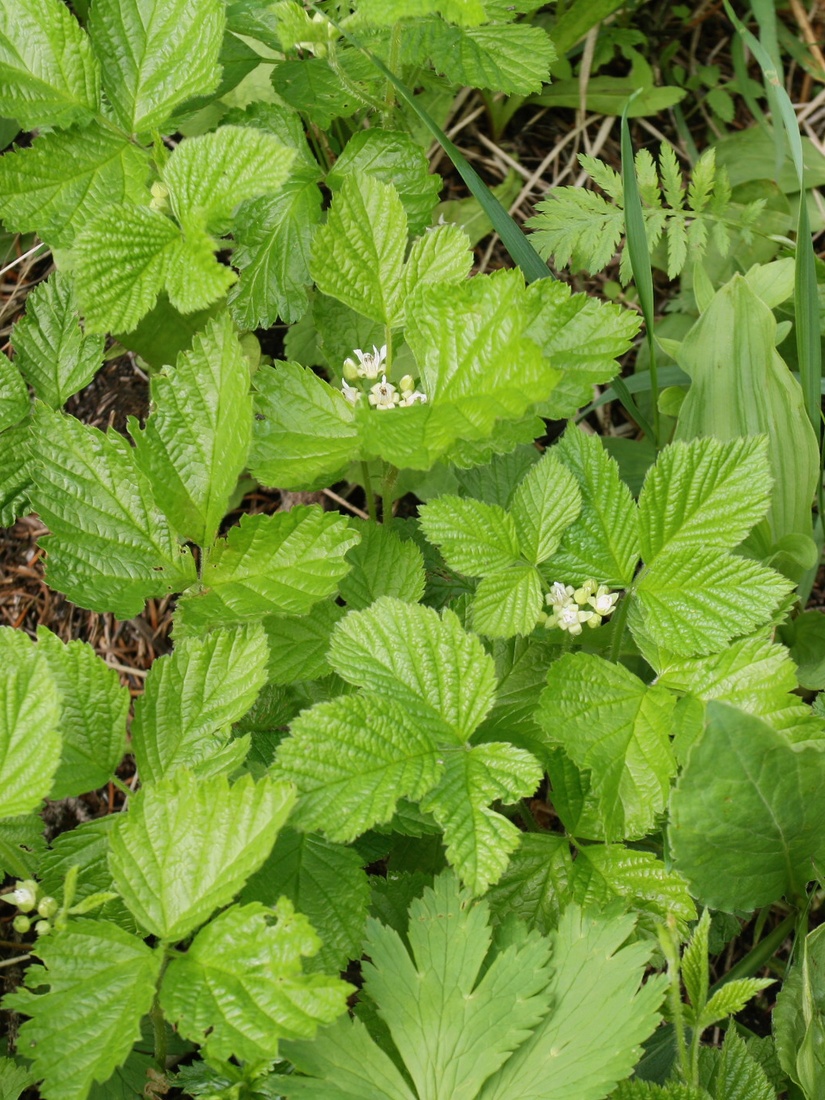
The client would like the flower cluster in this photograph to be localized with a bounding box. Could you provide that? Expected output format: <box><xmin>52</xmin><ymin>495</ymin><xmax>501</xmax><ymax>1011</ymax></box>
<box><xmin>544</xmin><ymin>579</ymin><xmax>620</xmax><ymax>636</ymax></box>
<box><xmin>4</xmin><ymin>878</ymin><xmax>60</xmax><ymax>937</ymax></box>
<box><xmin>340</xmin><ymin>346</ymin><xmax>428</xmax><ymax>410</ymax></box>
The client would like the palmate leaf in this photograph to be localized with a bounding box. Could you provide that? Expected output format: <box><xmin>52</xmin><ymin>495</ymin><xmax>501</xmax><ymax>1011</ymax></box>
<box><xmin>29</xmin><ymin>404</ymin><xmax>196</xmax><ymax>618</ymax></box>
<box><xmin>0</xmin><ymin>122</ymin><xmax>149</xmax><ymax>250</ymax></box>
<box><xmin>88</xmin><ymin>0</ymin><xmax>223</xmax><ymax>133</ymax></box>
<box><xmin>159</xmin><ymin>900</ymin><xmax>351</xmax><ymax>1064</ymax></box>
<box><xmin>131</xmin><ymin>312</ymin><xmax>252</xmax><ymax>548</ymax></box>
<box><xmin>131</xmin><ymin>624</ymin><xmax>268</xmax><ymax>785</ymax></box>
<box><xmin>2</xmin><ymin>921</ymin><xmax>162</xmax><ymax>1100</ymax></box>
<box><xmin>108</xmin><ymin>770</ymin><xmax>295</xmax><ymax>942</ymax></box>
<box><xmin>0</xmin><ymin>0</ymin><xmax>99</xmax><ymax>129</ymax></box>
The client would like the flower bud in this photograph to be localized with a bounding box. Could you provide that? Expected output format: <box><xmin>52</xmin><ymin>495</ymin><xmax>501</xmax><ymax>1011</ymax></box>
<box><xmin>149</xmin><ymin>180</ymin><xmax>169</xmax><ymax>211</ymax></box>
<box><xmin>399</xmin><ymin>374</ymin><xmax>415</xmax><ymax>393</ymax></box>
<box><xmin>10</xmin><ymin>880</ymin><xmax>38</xmax><ymax>912</ymax></box>
<box><xmin>34</xmin><ymin>920</ymin><xmax>52</xmax><ymax>937</ymax></box>
<box><xmin>342</xmin><ymin>358</ymin><xmax>360</xmax><ymax>381</ymax></box>
<box><xmin>12</xmin><ymin>914</ymin><xmax>31</xmax><ymax>934</ymax></box>
<box><xmin>37</xmin><ymin>896</ymin><xmax>58</xmax><ymax>919</ymax></box>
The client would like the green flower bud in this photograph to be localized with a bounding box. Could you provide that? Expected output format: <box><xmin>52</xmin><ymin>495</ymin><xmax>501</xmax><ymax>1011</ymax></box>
<box><xmin>12</xmin><ymin>914</ymin><xmax>31</xmax><ymax>934</ymax></box>
<box><xmin>37</xmin><ymin>896</ymin><xmax>59</xmax><ymax>918</ymax></box>
<box><xmin>343</xmin><ymin>358</ymin><xmax>360</xmax><ymax>381</ymax></box>
<box><xmin>10</xmin><ymin>879</ymin><xmax>38</xmax><ymax>912</ymax></box>
<box><xmin>34</xmin><ymin>920</ymin><xmax>52</xmax><ymax>937</ymax></box>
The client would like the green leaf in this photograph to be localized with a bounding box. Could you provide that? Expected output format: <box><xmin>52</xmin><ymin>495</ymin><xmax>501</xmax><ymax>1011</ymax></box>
<box><xmin>29</xmin><ymin>404</ymin><xmax>197</xmax><ymax>618</ymax></box>
<box><xmin>456</xmin><ymin>445</ymin><xmax>540</xmax><ymax>510</ymax></box>
<box><xmin>698</xmin><ymin>1027</ymin><xmax>776</xmax><ymax>1100</ymax></box>
<box><xmin>0</xmin><ymin>352</ymin><xmax>28</xmax><ymax>433</ymax></box>
<box><xmin>159</xmin><ymin>899</ymin><xmax>351</xmax><ymax>1064</ymax></box>
<box><xmin>421</xmin><ymin>743</ymin><xmax>541</xmax><ymax>894</ymax></box>
<box><xmin>309</xmin><ymin>172</ymin><xmax>407</xmax><ymax>327</ymax></box>
<box><xmin>242</xmin><ymin>827</ymin><xmax>369</xmax><ymax>973</ymax></box>
<box><xmin>0</xmin><ymin>122</ymin><xmax>149</xmax><ymax>248</ymax></box>
<box><xmin>538</xmin><ymin>652</ymin><xmax>676</xmax><ymax>840</ymax></box>
<box><xmin>485</xmin><ymin>833</ymin><xmax>574</xmax><ymax>934</ymax></box>
<box><xmin>131</xmin><ymin>624</ymin><xmax>267</xmax><ymax>785</ymax></box>
<box><xmin>162</xmin><ymin>125</ymin><xmax>295</xmax><ymax>235</ymax></box>
<box><xmin>130</xmin><ymin>312</ymin><xmax>252</xmax><ymax>547</ymax></box>
<box><xmin>471</xmin><ymin>564</ymin><xmax>544</xmax><ymax>638</ymax></box>
<box><xmin>36</xmin><ymin>627</ymin><xmax>128</xmax><ymax>799</ymax></box>
<box><xmin>328</xmin><ymin>597</ymin><xmax>496</xmax><ymax>743</ymax></box>
<box><xmin>354</xmin><ymin>0</ymin><xmax>486</xmax><ymax>24</ymax></box>
<box><xmin>89</xmin><ymin>0</ymin><xmax>223</xmax><ymax>132</ymax></box>
<box><xmin>2</xmin><ymin>921</ymin><xmax>162</xmax><ymax>1100</ymax></box>
<box><xmin>510</xmin><ymin>451</ymin><xmax>582</xmax><ymax>565</ymax></box>
<box><xmin>271</xmin><ymin>54</ymin><xmax>376</xmax><ymax>130</ymax></box>
<box><xmin>544</xmin><ymin>427</ymin><xmax>640</xmax><ymax>587</ymax></box>
<box><xmin>264</xmin><ymin>601</ymin><xmax>344</xmax><ymax>685</ymax></box>
<box><xmin>229</xmin><ymin>169</ymin><xmax>323</xmax><ymax>328</ymax></box>
<box><xmin>0</xmin><ymin>0</ymin><xmax>99</xmax><ymax>129</ymax></box>
<box><xmin>0</xmin><ymin>419</ymin><xmax>31</xmax><ymax>527</ymax></box>
<box><xmin>418</xmin><ymin>496</ymin><xmax>521</xmax><ymax>575</ymax></box>
<box><xmin>11</xmin><ymin>271</ymin><xmax>104</xmax><ymax>408</ymax></box>
<box><xmin>0</xmin><ymin>814</ymin><xmax>44</xmax><ymax>880</ymax></box>
<box><xmin>572</xmin><ymin>845</ymin><xmax>696</xmax><ymax>930</ymax></box>
<box><xmin>698</xmin><ymin>977</ymin><xmax>774</xmax><ymax>1031</ymax></box>
<box><xmin>402</xmin><ymin>224</ymin><xmax>474</xmax><ymax>299</ymax></box>
<box><xmin>0</xmin><ymin>1058</ymin><xmax>33</xmax><ymax>1100</ymax></box>
<box><xmin>0</xmin><ymin>629</ymin><xmax>61</xmax><ymax>818</ymax></box>
<box><xmin>173</xmin><ymin>507</ymin><xmax>358</xmax><ymax>631</ymax></box>
<box><xmin>669</xmin><ymin>701</ymin><xmax>825</xmax><ymax>910</ymax></box>
<box><xmin>338</xmin><ymin>521</ymin><xmax>426</xmax><ymax>609</ymax></box>
<box><xmin>681</xmin><ymin>908</ymin><xmax>710</xmax><ymax>1017</ymax></box>
<box><xmin>249</xmin><ymin>361</ymin><xmax>358</xmax><ymax>491</ymax></box>
<box><xmin>774</xmin><ymin>921</ymin><xmax>825</xmax><ymax>1097</ymax></box>
<box><xmin>638</xmin><ymin>437</ymin><xmax>773</xmax><ymax>561</ymax></box>
<box><xmin>108</xmin><ymin>770</ymin><xmax>295</xmax><ymax>942</ymax></box>
<box><xmin>527</xmin><ymin>185</ymin><xmax>625</xmax><ymax>274</ymax></box>
<box><xmin>633</xmin><ymin>547</ymin><xmax>791</xmax><ymax>658</ymax></box>
<box><xmin>274</xmin><ymin>693</ymin><xmax>442</xmax><ymax>842</ymax></box>
<box><xmin>39</xmin><ymin>817</ymin><xmax>135</xmax><ymax>933</ymax></box>
<box><xmin>780</xmin><ymin>609</ymin><xmax>825</xmax><ymax>690</ymax></box>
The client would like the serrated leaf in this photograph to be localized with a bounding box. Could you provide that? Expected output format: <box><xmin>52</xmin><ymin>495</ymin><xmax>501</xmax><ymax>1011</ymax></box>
<box><xmin>0</xmin><ymin>123</ymin><xmax>149</xmax><ymax>248</ymax></box>
<box><xmin>510</xmin><ymin>451</ymin><xmax>582</xmax><ymax>565</ymax></box>
<box><xmin>572</xmin><ymin>845</ymin><xmax>696</xmax><ymax>928</ymax></box>
<box><xmin>242</xmin><ymin>827</ymin><xmax>369</xmax><ymax>973</ymax></box>
<box><xmin>471</xmin><ymin>564</ymin><xmax>544</xmax><ymax>638</ymax></box>
<box><xmin>418</xmin><ymin>495</ymin><xmax>521</xmax><ymax>575</ymax></box>
<box><xmin>89</xmin><ymin>0</ymin><xmax>223</xmax><ymax>132</ymax></box>
<box><xmin>485</xmin><ymin>833</ymin><xmax>574</xmax><ymax>934</ymax></box>
<box><xmin>249</xmin><ymin>361</ymin><xmax>358</xmax><ymax>491</ymax></box>
<box><xmin>2</xmin><ymin>922</ymin><xmax>162</xmax><ymax>1100</ymax></box>
<box><xmin>131</xmin><ymin>312</ymin><xmax>252</xmax><ymax>547</ymax></box>
<box><xmin>29</xmin><ymin>404</ymin><xmax>196</xmax><ymax>618</ymax></box>
<box><xmin>633</xmin><ymin>547</ymin><xmax>791</xmax><ymax>658</ymax></box>
<box><xmin>456</xmin><ymin>446</ymin><xmax>540</xmax><ymax>509</ymax></box>
<box><xmin>528</xmin><ymin>187</ymin><xmax>625</xmax><ymax>274</ymax></box>
<box><xmin>310</xmin><ymin>172</ymin><xmax>407</xmax><ymax>327</ymax></box>
<box><xmin>544</xmin><ymin>427</ymin><xmax>640</xmax><ymax>587</ymax></box>
<box><xmin>271</xmin><ymin>53</ymin><xmax>378</xmax><ymax>130</ymax></box>
<box><xmin>0</xmin><ymin>1057</ymin><xmax>33</xmax><ymax>1100</ymax></box>
<box><xmin>0</xmin><ymin>629</ymin><xmax>61</xmax><ymax>818</ymax></box>
<box><xmin>0</xmin><ymin>0</ymin><xmax>99</xmax><ymax>129</ymax></box>
<box><xmin>698</xmin><ymin>1027</ymin><xmax>775</xmax><ymax>1100</ymax></box>
<box><xmin>328</xmin><ymin>597</ymin><xmax>496</xmax><ymax>743</ymax></box>
<box><xmin>0</xmin><ymin>814</ymin><xmax>44</xmax><ymax>881</ymax></box>
<box><xmin>132</xmin><ymin>624</ymin><xmax>267</xmax><ymax>785</ymax></box>
<box><xmin>611</xmin><ymin>1082</ymin><xmax>709</xmax><ymax>1099</ymax></box>
<box><xmin>698</xmin><ymin>977</ymin><xmax>774</xmax><ymax>1030</ymax></box>
<box><xmin>11</xmin><ymin>271</ymin><xmax>104</xmax><ymax>408</ymax></box>
<box><xmin>681</xmin><ymin>908</ymin><xmax>711</xmax><ymax>1016</ymax></box>
<box><xmin>159</xmin><ymin>899</ymin><xmax>351</xmax><ymax>1064</ymax></box>
<box><xmin>39</xmin><ymin>817</ymin><xmax>135</xmax><ymax>933</ymax></box>
<box><xmin>421</xmin><ymin>742</ymin><xmax>541</xmax><ymax>894</ymax></box>
<box><xmin>669</xmin><ymin>702</ymin><xmax>825</xmax><ymax>910</ymax></box>
<box><xmin>338</xmin><ymin>521</ymin><xmax>425</xmax><ymax>609</ymax></box>
<box><xmin>638</xmin><ymin>437</ymin><xmax>772</xmax><ymax>561</ymax></box>
<box><xmin>355</xmin><ymin>0</ymin><xmax>486</xmax><ymax>24</ymax></box>
<box><xmin>36</xmin><ymin>627</ymin><xmax>128</xmax><ymax>799</ymax></box>
<box><xmin>108</xmin><ymin>770</ymin><xmax>295</xmax><ymax>942</ymax></box>
<box><xmin>403</xmin><ymin>224</ymin><xmax>474</xmax><ymax>299</ymax></box>
<box><xmin>264</xmin><ymin>601</ymin><xmax>344</xmax><ymax>685</ymax></box>
<box><xmin>274</xmin><ymin>693</ymin><xmax>442</xmax><ymax>842</ymax></box>
<box><xmin>538</xmin><ymin>652</ymin><xmax>676</xmax><ymax>840</ymax></box>
<box><xmin>0</xmin><ymin>420</ymin><xmax>31</xmax><ymax>526</ymax></box>
<box><xmin>174</xmin><ymin>507</ymin><xmax>358</xmax><ymax>631</ymax></box>
<box><xmin>0</xmin><ymin>352</ymin><xmax>28</xmax><ymax>433</ymax></box>
<box><xmin>162</xmin><ymin>125</ymin><xmax>295</xmax><ymax>235</ymax></box>
<box><xmin>230</xmin><ymin>170</ymin><xmax>323</xmax><ymax>328</ymax></box>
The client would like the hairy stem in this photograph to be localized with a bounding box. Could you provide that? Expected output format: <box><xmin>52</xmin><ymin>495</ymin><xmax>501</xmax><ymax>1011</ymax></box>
<box><xmin>361</xmin><ymin>461</ymin><xmax>378</xmax><ymax>522</ymax></box>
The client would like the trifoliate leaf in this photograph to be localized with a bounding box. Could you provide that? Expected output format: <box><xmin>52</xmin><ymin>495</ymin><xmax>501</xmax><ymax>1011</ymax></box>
<box><xmin>274</xmin><ymin>693</ymin><xmax>443</xmax><ymax>842</ymax></box>
<box><xmin>249</xmin><ymin>361</ymin><xmax>358</xmax><ymax>491</ymax></box>
<box><xmin>264</xmin><ymin>601</ymin><xmax>344</xmax><ymax>685</ymax></box>
<box><xmin>162</xmin><ymin>125</ymin><xmax>295</xmax><ymax>235</ymax></box>
<box><xmin>229</xmin><ymin>169</ymin><xmax>323</xmax><ymax>328</ymax></box>
<box><xmin>455</xmin><ymin>446</ymin><xmax>540</xmax><ymax>510</ymax></box>
<box><xmin>173</xmin><ymin>507</ymin><xmax>359</xmax><ymax>631</ymax></box>
<box><xmin>418</xmin><ymin>496</ymin><xmax>522</xmax><ymax>575</ymax></box>
<box><xmin>328</xmin><ymin>597</ymin><xmax>496</xmax><ymax>743</ymax></box>
<box><xmin>2</xmin><ymin>922</ymin><xmax>162</xmax><ymax>1100</ymax></box>
<box><xmin>130</xmin><ymin>312</ymin><xmax>252</xmax><ymax>548</ymax></box>
<box><xmin>242</xmin><ymin>827</ymin><xmax>369</xmax><ymax>973</ymax></box>
<box><xmin>11</xmin><ymin>271</ymin><xmax>104</xmax><ymax>408</ymax></box>
<box><xmin>571</xmin><ymin>845</ymin><xmax>695</xmax><ymax>929</ymax></box>
<box><xmin>538</xmin><ymin>653</ymin><xmax>676</xmax><ymax>841</ymax></box>
<box><xmin>29</xmin><ymin>405</ymin><xmax>197</xmax><ymax>618</ymax></box>
<box><xmin>327</xmin><ymin>130</ymin><xmax>442</xmax><ymax>239</ymax></box>
<box><xmin>159</xmin><ymin>900</ymin><xmax>352</xmax><ymax>1064</ymax></box>
<box><xmin>421</xmin><ymin>743</ymin><xmax>541</xmax><ymax>894</ymax></box>
<box><xmin>510</xmin><ymin>451</ymin><xmax>582</xmax><ymax>565</ymax></box>
<box><xmin>638</xmin><ymin>437</ymin><xmax>773</xmax><ymax>561</ymax></box>
<box><xmin>402</xmin><ymin>223</ymin><xmax>474</xmax><ymax>299</ymax></box>
<box><xmin>0</xmin><ymin>629</ymin><xmax>61</xmax><ymax>818</ymax></box>
<box><xmin>89</xmin><ymin>0</ymin><xmax>223</xmax><ymax>133</ymax></box>
<box><xmin>108</xmin><ymin>770</ymin><xmax>295</xmax><ymax>942</ymax></box>
<box><xmin>0</xmin><ymin>814</ymin><xmax>44</xmax><ymax>881</ymax></box>
<box><xmin>0</xmin><ymin>352</ymin><xmax>28</xmax><ymax>433</ymax></box>
<box><xmin>0</xmin><ymin>0</ymin><xmax>99</xmax><ymax>129</ymax></box>
<box><xmin>471</xmin><ymin>564</ymin><xmax>544</xmax><ymax>638</ymax></box>
<box><xmin>0</xmin><ymin>123</ymin><xmax>149</xmax><ymax>249</ymax></box>
<box><xmin>36</xmin><ymin>627</ymin><xmax>128</xmax><ymax>800</ymax></box>
<box><xmin>0</xmin><ymin>420</ymin><xmax>31</xmax><ymax>526</ymax></box>
<box><xmin>131</xmin><ymin>624</ymin><xmax>267</xmax><ymax>785</ymax></box>
<box><xmin>310</xmin><ymin>172</ymin><xmax>407</xmax><ymax>327</ymax></box>
<box><xmin>669</xmin><ymin>702</ymin><xmax>825</xmax><ymax>911</ymax></box>
<box><xmin>543</xmin><ymin>427</ymin><xmax>640</xmax><ymax>587</ymax></box>
<box><xmin>633</xmin><ymin>546</ymin><xmax>791</xmax><ymax>658</ymax></box>
<box><xmin>338</xmin><ymin>521</ymin><xmax>426</xmax><ymax>609</ymax></box>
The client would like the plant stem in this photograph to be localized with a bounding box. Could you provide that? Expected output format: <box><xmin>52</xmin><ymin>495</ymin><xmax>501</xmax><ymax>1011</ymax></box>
<box><xmin>382</xmin><ymin>23</ymin><xmax>403</xmax><ymax>125</ymax></box>
<box><xmin>110</xmin><ymin>774</ymin><xmax>132</xmax><ymax>798</ymax></box>
<box><xmin>517</xmin><ymin>799</ymin><xmax>542</xmax><ymax>832</ymax></box>
<box><xmin>381</xmin><ymin>463</ymin><xmax>399</xmax><ymax>527</ymax></box>
<box><xmin>608</xmin><ymin>592</ymin><xmax>632</xmax><ymax>663</ymax></box>
<box><xmin>151</xmin><ymin>993</ymin><xmax>167</xmax><ymax>1072</ymax></box>
<box><xmin>361</xmin><ymin>461</ymin><xmax>377</xmax><ymax>522</ymax></box>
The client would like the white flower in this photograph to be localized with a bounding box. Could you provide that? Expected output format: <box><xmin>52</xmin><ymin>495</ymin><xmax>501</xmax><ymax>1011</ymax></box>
<box><xmin>368</xmin><ymin>375</ymin><xmax>400</xmax><ymax>410</ymax></box>
<box><xmin>555</xmin><ymin>603</ymin><xmax>592</xmax><ymax>636</ymax></box>
<box><xmin>399</xmin><ymin>389</ymin><xmax>428</xmax><ymax>406</ymax></box>
<box><xmin>341</xmin><ymin>380</ymin><xmax>360</xmax><ymax>405</ymax></box>
<box><xmin>589</xmin><ymin>584</ymin><xmax>619</xmax><ymax>617</ymax></box>
<box><xmin>9</xmin><ymin>880</ymin><xmax>37</xmax><ymax>912</ymax></box>
<box><xmin>546</xmin><ymin>581</ymin><xmax>574</xmax><ymax>609</ymax></box>
<box><xmin>350</xmin><ymin>344</ymin><xmax>387</xmax><ymax>380</ymax></box>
